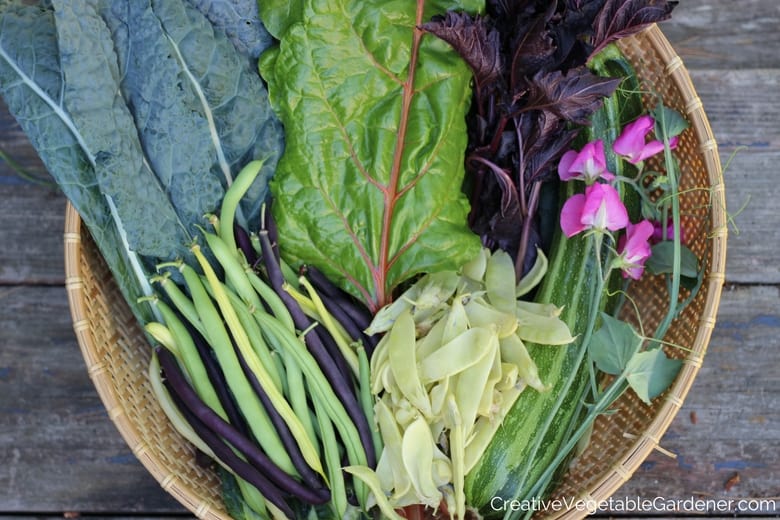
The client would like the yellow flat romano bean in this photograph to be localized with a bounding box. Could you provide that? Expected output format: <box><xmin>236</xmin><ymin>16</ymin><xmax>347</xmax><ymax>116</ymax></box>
<box><xmin>515</xmin><ymin>300</ymin><xmax>562</xmax><ymax>318</ymax></box>
<box><xmin>414</xmin><ymin>312</ymin><xmax>447</xmax><ymax>362</ymax></box>
<box><xmin>369</xmin><ymin>335</ymin><xmax>390</xmax><ymax>390</ymax></box>
<box><xmin>476</xmin><ymin>345</ymin><xmax>503</xmax><ymax>418</ymax></box>
<box><xmin>453</xmin><ymin>332</ymin><xmax>499</xmax><ymax>430</ymax></box>
<box><xmin>375</xmin><ymin>398</ymin><xmax>411</xmax><ymax>499</ymax></box>
<box><xmin>515</xmin><ymin>248</ymin><xmax>548</xmax><ymax>298</ymax></box>
<box><xmin>429</xmin><ymin>378</ymin><xmax>450</xmax><ymax>418</ymax></box>
<box><xmin>515</xmin><ymin>311</ymin><xmax>576</xmax><ymax>345</ymax></box>
<box><xmin>342</xmin><ymin>466</ymin><xmax>404</xmax><ymax>520</ymax></box>
<box><xmin>463</xmin><ymin>383</ymin><xmax>524</xmax><ymax>474</ymax></box>
<box><xmin>497</xmin><ymin>362</ymin><xmax>520</xmax><ymax>392</ymax></box>
<box><xmin>388</xmin><ymin>310</ymin><xmax>431</xmax><ymax>416</ymax></box>
<box><xmin>464</xmin><ymin>297</ymin><xmax>517</xmax><ymax>338</ymax></box>
<box><xmin>447</xmin><ymin>396</ymin><xmax>466</xmax><ymax>520</ymax></box>
<box><xmin>461</xmin><ymin>246</ymin><xmax>489</xmax><ymax>282</ymax></box>
<box><xmin>401</xmin><ymin>416</ymin><xmax>441</xmax><ymax>509</ymax></box>
<box><xmin>441</xmin><ymin>295</ymin><xmax>469</xmax><ymax>345</ymax></box>
<box><xmin>485</xmin><ymin>249</ymin><xmax>517</xmax><ymax>313</ymax></box>
<box><xmin>500</xmin><ymin>334</ymin><xmax>546</xmax><ymax>392</ymax></box>
<box><xmin>419</xmin><ymin>327</ymin><xmax>495</xmax><ymax>383</ymax></box>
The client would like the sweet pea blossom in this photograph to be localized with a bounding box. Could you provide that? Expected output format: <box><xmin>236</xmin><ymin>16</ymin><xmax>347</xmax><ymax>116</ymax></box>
<box><xmin>613</xmin><ymin>115</ymin><xmax>679</xmax><ymax>164</ymax></box>
<box><xmin>651</xmin><ymin>218</ymin><xmax>686</xmax><ymax>245</ymax></box>
<box><xmin>616</xmin><ymin>220</ymin><xmax>655</xmax><ymax>280</ymax></box>
<box><xmin>558</xmin><ymin>140</ymin><xmax>615</xmax><ymax>183</ymax></box>
<box><xmin>560</xmin><ymin>183</ymin><xmax>629</xmax><ymax>238</ymax></box>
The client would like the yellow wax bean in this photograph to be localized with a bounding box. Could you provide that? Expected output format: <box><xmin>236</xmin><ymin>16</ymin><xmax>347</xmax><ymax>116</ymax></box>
<box><xmin>388</xmin><ymin>310</ymin><xmax>431</xmax><ymax>416</ymax></box>
<box><xmin>418</xmin><ymin>327</ymin><xmax>495</xmax><ymax>383</ymax></box>
<box><xmin>485</xmin><ymin>249</ymin><xmax>517</xmax><ymax>313</ymax></box>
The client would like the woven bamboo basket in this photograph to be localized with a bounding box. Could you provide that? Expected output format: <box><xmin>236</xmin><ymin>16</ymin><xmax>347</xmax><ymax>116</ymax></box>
<box><xmin>64</xmin><ymin>24</ymin><xmax>726</xmax><ymax>520</ymax></box>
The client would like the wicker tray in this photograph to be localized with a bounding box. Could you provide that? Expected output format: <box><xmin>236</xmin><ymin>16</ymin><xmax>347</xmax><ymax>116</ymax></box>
<box><xmin>64</xmin><ymin>24</ymin><xmax>727</xmax><ymax>520</ymax></box>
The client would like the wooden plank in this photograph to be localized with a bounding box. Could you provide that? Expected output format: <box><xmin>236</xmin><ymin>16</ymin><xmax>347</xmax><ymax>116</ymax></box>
<box><xmin>1</xmin><ymin>99</ymin><xmax>68</xmax><ymax>286</ymax></box>
<box><xmin>687</xmin><ymin>69</ymin><xmax>780</xmax><ymax>284</ymax></box>
<box><xmin>0</xmin><ymin>286</ymin><xmax>185</xmax><ymax>513</ymax></box>
<box><xmin>604</xmin><ymin>284</ymin><xmax>780</xmax><ymax>513</ymax></box>
<box><xmin>663</xmin><ymin>0</ymin><xmax>780</xmax><ymax>70</ymax></box>
<box><xmin>0</xmin><ymin>185</ymin><xmax>66</xmax><ymax>285</ymax></box>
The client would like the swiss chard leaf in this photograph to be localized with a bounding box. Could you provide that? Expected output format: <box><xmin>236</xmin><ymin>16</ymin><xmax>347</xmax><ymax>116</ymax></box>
<box><xmin>0</xmin><ymin>4</ymin><xmax>154</xmax><ymax>324</ymax></box>
<box><xmin>261</xmin><ymin>0</ymin><xmax>483</xmax><ymax>312</ymax></box>
<box><xmin>256</xmin><ymin>0</ymin><xmax>303</xmax><ymax>40</ymax></box>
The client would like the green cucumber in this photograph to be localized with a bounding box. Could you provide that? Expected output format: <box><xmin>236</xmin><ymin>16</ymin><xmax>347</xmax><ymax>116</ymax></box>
<box><xmin>465</xmin><ymin>44</ymin><xmax>643</xmax><ymax>516</ymax></box>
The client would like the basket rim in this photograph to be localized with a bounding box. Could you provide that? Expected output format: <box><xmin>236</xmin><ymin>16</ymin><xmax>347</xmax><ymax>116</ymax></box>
<box><xmin>64</xmin><ymin>203</ymin><xmax>230</xmax><ymax>520</ymax></box>
<box><xmin>63</xmin><ymin>23</ymin><xmax>727</xmax><ymax>520</ymax></box>
<box><xmin>547</xmin><ymin>24</ymin><xmax>727</xmax><ymax>519</ymax></box>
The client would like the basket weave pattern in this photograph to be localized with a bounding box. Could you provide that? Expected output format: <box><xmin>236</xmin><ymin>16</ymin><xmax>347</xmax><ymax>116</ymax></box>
<box><xmin>64</xmin><ymin>26</ymin><xmax>726</xmax><ymax>520</ymax></box>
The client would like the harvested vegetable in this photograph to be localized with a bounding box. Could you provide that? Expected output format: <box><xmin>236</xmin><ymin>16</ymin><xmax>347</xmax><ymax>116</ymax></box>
<box><xmin>257</xmin><ymin>0</ymin><xmax>483</xmax><ymax>313</ymax></box>
<box><xmin>1</xmin><ymin>1</ymin><xmax>701</xmax><ymax>519</ymax></box>
<box><xmin>465</xmin><ymin>44</ymin><xmax>645</xmax><ymax>513</ymax></box>
<box><xmin>0</xmin><ymin>0</ymin><xmax>282</xmax><ymax>322</ymax></box>
<box><xmin>145</xmin><ymin>165</ymin><xmax>378</xmax><ymax>518</ymax></box>
<box><xmin>349</xmin><ymin>248</ymin><xmax>573</xmax><ymax>518</ymax></box>
<box><xmin>423</xmin><ymin>0</ymin><xmax>676</xmax><ymax>277</ymax></box>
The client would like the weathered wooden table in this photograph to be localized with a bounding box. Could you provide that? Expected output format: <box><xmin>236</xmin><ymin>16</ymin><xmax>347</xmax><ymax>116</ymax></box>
<box><xmin>1</xmin><ymin>1</ymin><xmax>778</xmax><ymax>518</ymax></box>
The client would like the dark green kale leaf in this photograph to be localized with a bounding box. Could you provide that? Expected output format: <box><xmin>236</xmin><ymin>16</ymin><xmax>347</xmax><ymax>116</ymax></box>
<box><xmin>0</xmin><ymin>4</ymin><xmax>155</xmax><ymax>324</ymax></box>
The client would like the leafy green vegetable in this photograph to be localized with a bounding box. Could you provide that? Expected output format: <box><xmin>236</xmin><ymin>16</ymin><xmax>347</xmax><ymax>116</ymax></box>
<box><xmin>259</xmin><ymin>0</ymin><xmax>483</xmax><ymax>312</ymax></box>
<box><xmin>107</xmin><ymin>0</ymin><xmax>283</xmax><ymax>234</ymax></box>
<box><xmin>187</xmin><ymin>0</ymin><xmax>274</xmax><ymax>59</ymax></box>
<box><xmin>53</xmin><ymin>0</ymin><xmax>194</xmax><ymax>259</ymax></box>
<box><xmin>256</xmin><ymin>0</ymin><xmax>302</xmax><ymax>40</ymax></box>
<box><xmin>0</xmin><ymin>0</ymin><xmax>284</xmax><ymax>319</ymax></box>
<box><xmin>646</xmin><ymin>241</ymin><xmax>699</xmax><ymax>278</ymax></box>
<box><xmin>0</xmin><ymin>4</ymin><xmax>154</xmax><ymax>323</ymax></box>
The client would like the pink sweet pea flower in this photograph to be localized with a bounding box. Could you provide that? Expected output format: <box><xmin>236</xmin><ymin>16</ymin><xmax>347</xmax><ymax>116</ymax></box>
<box><xmin>613</xmin><ymin>115</ymin><xmax>679</xmax><ymax>164</ymax></box>
<box><xmin>558</xmin><ymin>140</ymin><xmax>615</xmax><ymax>184</ymax></box>
<box><xmin>560</xmin><ymin>183</ymin><xmax>629</xmax><ymax>238</ymax></box>
<box><xmin>616</xmin><ymin>220</ymin><xmax>655</xmax><ymax>280</ymax></box>
<box><xmin>651</xmin><ymin>218</ymin><xmax>686</xmax><ymax>245</ymax></box>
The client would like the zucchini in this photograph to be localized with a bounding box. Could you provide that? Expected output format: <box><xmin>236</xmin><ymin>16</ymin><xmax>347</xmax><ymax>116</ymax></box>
<box><xmin>464</xmin><ymin>44</ymin><xmax>643</xmax><ymax>515</ymax></box>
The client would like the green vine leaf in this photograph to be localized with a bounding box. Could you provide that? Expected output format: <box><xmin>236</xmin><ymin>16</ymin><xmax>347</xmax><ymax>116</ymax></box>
<box><xmin>588</xmin><ymin>312</ymin><xmax>643</xmax><ymax>376</ymax></box>
<box><xmin>625</xmin><ymin>348</ymin><xmax>682</xmax><ymax>404</ymax></box>
<box><xmin>260</xmin><ymin>0</ymin><xmax>483</xmax><ymax>312</ymax></box>
<box><xmin>646</xmin><ymin>242</ymin><xmax>699</xmax><ymax>278</ymax></box>
<box><xmin>652</xmin><ymin>104</ymin><xmax>688</xmax><ymax>138</ymax></box>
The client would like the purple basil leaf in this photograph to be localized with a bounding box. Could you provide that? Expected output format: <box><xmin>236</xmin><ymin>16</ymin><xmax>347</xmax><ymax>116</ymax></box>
<box><xmin>469</xmin><ymin>155</ymin><xmax>521</xmax><ymax>217</ymax></box>
<box><xmin>550</xmin><ymin>0</ymin><xmax>606</xmax><ymax>68</ymax></box>
<box><xmin>523</xmin><ymin>66</ymin><xmax>621</xmax><ymax>125</ymax></box>
<box><xmin>423</xmin><ymin>12</ymin><xmax>503</xmax><ymax>90</ymax></box>
<box><xmin>591</xmin><ymin>0</ymin><xmax>677</xmax><ymax>57</ymax></box>
<box><xmin>525</xmin><ymin>123</ymin><xmax>580</xmax><ymax>184</ymax></box>
<box><xmin>509</xmin><ymin>9</ymin><xmax>556</xmax><ymax>85</ymax></box>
